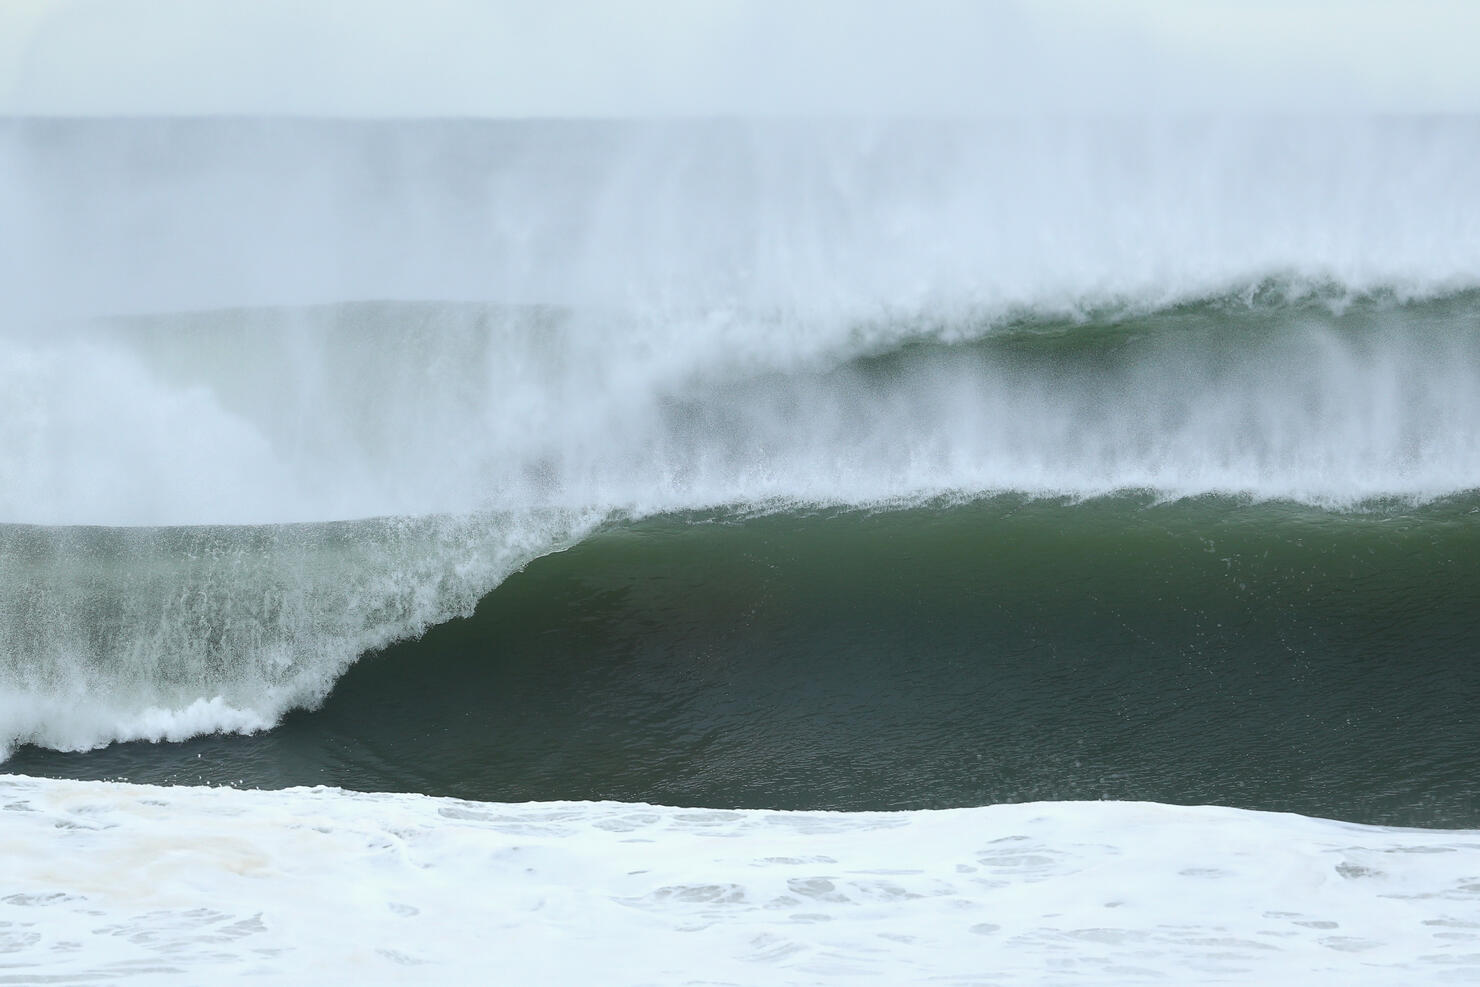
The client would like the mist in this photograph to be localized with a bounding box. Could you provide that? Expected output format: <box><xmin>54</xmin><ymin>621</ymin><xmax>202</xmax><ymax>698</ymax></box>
<box><xmin>6</xmin><ymin>0</ymin><xmax>1480</xmax><ymax>117</ymax></box>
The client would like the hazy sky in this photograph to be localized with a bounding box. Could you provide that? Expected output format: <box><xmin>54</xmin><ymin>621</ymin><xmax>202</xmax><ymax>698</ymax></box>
<box><xmin>3</xmin><ymin>0</ymin><xmax>1480</xmax><ymax>116</ymax></box>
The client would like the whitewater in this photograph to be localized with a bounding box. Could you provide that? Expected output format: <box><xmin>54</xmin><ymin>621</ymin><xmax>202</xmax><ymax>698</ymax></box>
<box><xmin>1</xmin><ymin>774</ymin><xmax>1478</xmax><ymax>984</ymax></box>
<box><xmin>4</xmin><ymin>115</ymin><xmax>1480</xmax><ymax>983</ymax></box>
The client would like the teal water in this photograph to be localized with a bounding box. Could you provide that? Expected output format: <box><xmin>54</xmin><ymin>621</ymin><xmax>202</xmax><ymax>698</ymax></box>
<box><xmin>13</xmin><ymin>495</ymin><xmax>1480</xmax><ymax>827</ymax></box>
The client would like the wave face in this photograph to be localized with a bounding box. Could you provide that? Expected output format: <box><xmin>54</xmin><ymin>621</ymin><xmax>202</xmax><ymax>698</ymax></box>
<box><xmin>13</xmin><ymin>497</ymin><xmax>1480</xmax><ymax>827</ymax></box>
<box><xmin>2</xmin><ymin>117</ymin><xmax>1479</xmax><ymax>785</ymax></box>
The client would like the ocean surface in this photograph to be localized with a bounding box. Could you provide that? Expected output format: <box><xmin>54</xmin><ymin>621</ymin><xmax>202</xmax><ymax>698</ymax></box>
<box><xmin>3</xmin><ymin>116</ymin><xmax>1480</xmax><ymax>982</ymax></box>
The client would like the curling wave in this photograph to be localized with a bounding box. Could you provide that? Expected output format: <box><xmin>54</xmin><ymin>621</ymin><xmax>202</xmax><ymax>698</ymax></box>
<box><xmin>4</xmin><ymin>116</ymin><xmax>1480</xmax><ymax>757</ymax></box>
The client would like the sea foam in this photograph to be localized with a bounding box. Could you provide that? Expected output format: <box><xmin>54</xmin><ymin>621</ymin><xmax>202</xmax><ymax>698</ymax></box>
<box><xmin>2</xmin><ymin>775</ymin><xmax>1478</xmax><ymax>984</ymax></box>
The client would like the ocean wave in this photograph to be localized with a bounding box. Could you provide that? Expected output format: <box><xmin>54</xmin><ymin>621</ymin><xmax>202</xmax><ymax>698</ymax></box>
<box><xmin>4</xmin><ymin>285</ymin><xmax>1480</xmax><ymax>758</ymax></box>
<box><xmin>6</xmin><ymin>492</ymin><xmax>1480</xmax><ymax>772</ymax></box>
<box><xmin>12</xmin><ymin>495</ymin><xmax>1480</xmax><ymax>824</ymax></box>
<box><xmin>5</xmin><ymin>116</ymin><xmax>1480</xmax><ymax>758</ymax></box>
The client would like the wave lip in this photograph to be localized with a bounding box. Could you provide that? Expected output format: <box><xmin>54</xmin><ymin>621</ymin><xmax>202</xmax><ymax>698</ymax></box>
<box><xmin>6</xmin><ymin>287</ymin><xmax>1480</xmax><ymax>529</ymax></box>
<box><xmin>0</xmin><ymin>511</ymin><xmax>602</xmax><ymax>759</ymax></box>
<box><xmin>0</xmin><ymin>693</ymin><xmax>275</xmax><ymax>757</ymax></box>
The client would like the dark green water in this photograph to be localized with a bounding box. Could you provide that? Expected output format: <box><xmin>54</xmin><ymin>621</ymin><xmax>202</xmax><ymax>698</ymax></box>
<box><xmin>12</xmin><ymin>494</ymin><xmax>1480</xmax><ymax>827</ymax></box>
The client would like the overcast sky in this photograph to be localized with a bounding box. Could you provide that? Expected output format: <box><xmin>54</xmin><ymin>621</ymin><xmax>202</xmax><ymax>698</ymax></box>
<box><xmin>4</xmin><ymin>0</ymin><xmax>1479</xmax><ymax>116</ymax></box>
